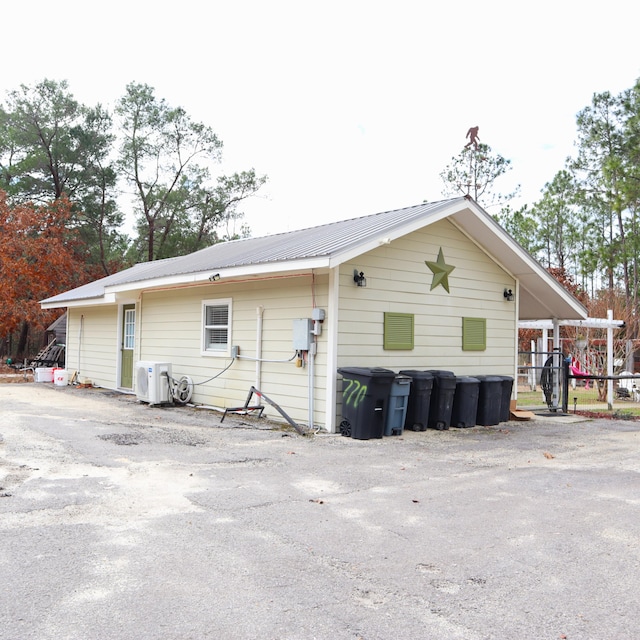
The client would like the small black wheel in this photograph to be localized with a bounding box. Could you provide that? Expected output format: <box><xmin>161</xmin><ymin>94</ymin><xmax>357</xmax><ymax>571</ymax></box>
<box><xmin>340</xmin><ymin>420</ymin><xmax>351</xmax><ymax>437</ymax></box>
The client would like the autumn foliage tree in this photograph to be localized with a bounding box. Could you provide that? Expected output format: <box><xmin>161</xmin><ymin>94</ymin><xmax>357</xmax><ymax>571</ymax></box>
<box><xmin>0</xmin><ymin>191</ymin><xmax>89</xmax><ymax>357</ymax></box>
<box><xmin>0</xmin><ymin>80</ymin><xmax>126</xmax><ymax>276</ymax></box>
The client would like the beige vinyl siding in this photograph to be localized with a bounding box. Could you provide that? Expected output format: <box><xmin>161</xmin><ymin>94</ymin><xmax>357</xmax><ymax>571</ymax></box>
<box><xmin>139</xmin><ymin>274</ymin><xmax>329</xmax><ymax>425</ymax></box>
<box><xmin>337</xmin><ymin>218</ymin><xmax>516</xmax><ymax>377</ymax></box>
<box><xmin>66</xmin><ymin>306</ymin><xmax>119</xmax><ymax>388</ymax></box>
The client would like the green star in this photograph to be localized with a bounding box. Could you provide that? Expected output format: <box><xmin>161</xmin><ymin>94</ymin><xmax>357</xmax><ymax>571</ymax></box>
<box><xmin>425</xmin><ymin>248</ymin><xmax>455</xmax><ymax>293</ymax></box>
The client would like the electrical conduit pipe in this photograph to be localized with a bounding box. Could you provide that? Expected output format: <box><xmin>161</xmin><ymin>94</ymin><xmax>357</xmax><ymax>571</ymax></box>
<box><xmin>255</xmin><ymin>306</ymin><xmax>264</xmax><ymax>390</ymax></box>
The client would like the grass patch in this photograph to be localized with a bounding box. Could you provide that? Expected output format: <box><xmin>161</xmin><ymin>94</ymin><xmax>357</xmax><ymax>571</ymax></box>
<box><xmin>517</xmin><ymin>386</ymin><xmax>640</xmax><ymax>417</ymax></box>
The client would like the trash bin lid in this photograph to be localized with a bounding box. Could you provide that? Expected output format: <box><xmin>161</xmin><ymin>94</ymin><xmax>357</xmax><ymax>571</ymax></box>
<box><xmin>338</xmin><ymin>366</ymin><xmax>396</xmax><ymax>380</ymax></box>
<box><xmin>473</xmin><ymin>375</ymin><xmax>502</xmax><ymax>385</ymax></box>
<box><xmin>425</xmin><ymin>369</ymin><xmax>455</xmax><ymax>379</ymax></box>
<box><xmin>456</xmin><ymin>376</ymin><xmax>480</xmax><ymax>384</ymax></box>
<box><xmin>399</xmin><ymin>370</ymin><xmax>435</xmax><ymax>380</ymax></box>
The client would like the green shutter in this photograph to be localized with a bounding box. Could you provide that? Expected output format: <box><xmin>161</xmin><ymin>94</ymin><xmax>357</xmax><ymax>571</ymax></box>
<box><xmin>384</xmin><ymin>312</ymin><xmax>414</xmax><ymax>350</ymax></box>
<box><xmin>462</xmin><ymin>317</ymin><xmax>486</xmax><ymax>351</ymax></box>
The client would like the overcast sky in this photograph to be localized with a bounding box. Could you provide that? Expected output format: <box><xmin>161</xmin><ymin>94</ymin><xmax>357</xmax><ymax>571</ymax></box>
<box><xmin>3</xmin><ymin>1</ymin><xmax>640</xmax><ymax>237</ymax></box>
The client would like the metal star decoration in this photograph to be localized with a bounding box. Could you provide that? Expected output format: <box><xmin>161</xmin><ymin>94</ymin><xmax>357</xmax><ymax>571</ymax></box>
<box><xmin>425</xmin><ymin>248</ymin><xmax>455</xmax><ymax>292</ymax></box>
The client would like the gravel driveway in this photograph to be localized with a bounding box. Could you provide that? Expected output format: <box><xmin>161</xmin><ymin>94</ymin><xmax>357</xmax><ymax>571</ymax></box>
<box><xmin>1</xmin><ymin>383</ymin><xmax>639</xmax><ymax>639</ymax></box>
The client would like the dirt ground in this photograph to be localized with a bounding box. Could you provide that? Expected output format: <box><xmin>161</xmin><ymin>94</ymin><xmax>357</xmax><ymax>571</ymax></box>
<box><xmin>0</xmin><ymin>362</ymin><xmax>34</xmax><ymax>383</ymax></box>
<box><xmin>1</xmin><ymin>382</ymin><xmax>640</xmax><ymax>639</ymax></box>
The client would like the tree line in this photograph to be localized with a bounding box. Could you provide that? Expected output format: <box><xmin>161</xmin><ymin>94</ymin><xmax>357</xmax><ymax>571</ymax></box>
<box><xmin>4</xmin><ymin>76</ymin><xmax>640</xmax><ymax>362</ymax></box>
<box><xmin>0</xmin><ymin>79</ymin><xmax>266</xmax><ymax>358</ymax></box>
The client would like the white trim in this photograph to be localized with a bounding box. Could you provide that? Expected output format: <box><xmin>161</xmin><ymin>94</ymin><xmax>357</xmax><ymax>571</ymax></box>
<box><xmin>448</xmin><ymin>201</ymin><xmax>588</xmax><ymax>320</ymax></box>
<box><xmin>519</xmin><ymin>318</ymin><xmax>624</xmax><ymax>330</ymax></box>
<box><xmin>41</xmin><ymin>293</ymin><xmax>116</xmax><ymax>309</ymax></box>
<box><xmin>116</xmin><ymin>301</ymin><xmax>137</xmax><ymax>389</ymax></box>
<box><xmin>201</xmin><ymin>298</ymin><xmax>233</xmax><ymax>357</ymax></box>
<box><xmin>327</xmin><ymin>200</ymin><xmax>463</xmax><ymax>269</ymax></box>
<box><xmin>513</xmin><ymin>280</ymin><xmax>520</xmax><ymax>400</ymax></box>
<box><xmin>324</xmin><ymin>267</ymin><xmax>340</xmax><ymax>433</ymax></box>
<box><xmin>103</xmin><ymin>261</ymin><xmax>331</xmax><ymax>296</ymax></box>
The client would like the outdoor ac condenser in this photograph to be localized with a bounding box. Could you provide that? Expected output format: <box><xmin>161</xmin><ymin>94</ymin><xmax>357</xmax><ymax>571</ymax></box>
<box><xmin>135</xmin><ymin>361</ymin><xmax>172</xmax><ymax>404</ymax></box>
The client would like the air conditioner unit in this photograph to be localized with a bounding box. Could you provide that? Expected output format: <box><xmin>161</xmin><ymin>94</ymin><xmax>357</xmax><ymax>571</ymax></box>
<box><xmin>135</xmin><ymin>361</ymin><xmax>172</xmax><ymax>405</ymax></box>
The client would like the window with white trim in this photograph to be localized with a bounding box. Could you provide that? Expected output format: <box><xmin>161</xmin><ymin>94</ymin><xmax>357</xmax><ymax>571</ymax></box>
<box><xmin>202</xmin><ymin>299</ymin><xmax>232</xmax><ymax>355</ymax></box>
<box><xmin>124</xmin><ymin>308</ymin><xmax>136</xmax><ymax>349</ymax></box>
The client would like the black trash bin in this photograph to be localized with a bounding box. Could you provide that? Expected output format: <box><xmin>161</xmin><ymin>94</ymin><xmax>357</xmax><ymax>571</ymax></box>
<box><xmin>399</xmin><ymin>370</ymin><xmax>434</xmax><ymax>431</ymax></box>
<box><xmin>496</xmin><ymin>375</ymin><xmax>514</xmax><ymax>422</ymax></box>
<box><xmin>384</xmin><ymin>375</ymin><xmax>412</xmax><ymax>436</ymax></box>
<box><xmin>475</xmin><ymin>375</ymin><xmax>503</xmax><ymax>426</ymax></box>
<box><xmin>425</xmin><ymin>370</ymin><xmax>456</xmax><ymax>430</ymax></box>
<box><xmin>337</xmin><ymin>367</ymin><xmax>395</xmax><ymax>439</ymax></box>
<box><xmin>451</xmin><ymin>376</ymin><xmax>480</xmax><ymax>428</ymax></box>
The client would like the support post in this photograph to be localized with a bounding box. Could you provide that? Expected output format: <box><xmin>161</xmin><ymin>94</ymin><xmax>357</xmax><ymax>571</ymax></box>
<box><xmin>562</xmin><ymin>356</ymin><xmax>570</xmax><ymax>414</ymax></box>
<box><xmin>607</xmin><ymin>309</ymin><xmax>614</xmax><ymax>410</ymax></box>
<box><xmin>551</xmin><ymin>319</ymin><xmax>561</xmax><ymax>410</ymax></box>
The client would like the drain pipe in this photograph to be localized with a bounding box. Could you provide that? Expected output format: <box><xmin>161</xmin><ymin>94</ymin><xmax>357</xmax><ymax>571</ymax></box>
<box><xmin>255</xmin><ymin>306</ymin><xmax>264</xmax><ymax>389</ymax></box>
<box><xmin>78</xmin><ymin>314</ymin><xmax>84</xmax><ymax>378</ymax></box>
<box><xmin>309</xmin><ymin>337</ymin><xmax>315</xmax><ymax>431</ymax></box>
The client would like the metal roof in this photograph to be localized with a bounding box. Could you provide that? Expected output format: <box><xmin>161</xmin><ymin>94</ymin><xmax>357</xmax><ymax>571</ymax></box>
<box><xmin>120</xmin><ymin>198</ymin><xmax>456</xmax><ymax>276</ymax></box>
<box><xmin>41</xmin><ymin>198</ymin><xmax>459</xmax><ymax>304</ymax></box>
<box><xmin>40</xmin><ymin>196</ymin><xmax>588</xmax><ymax>321</ymax></box>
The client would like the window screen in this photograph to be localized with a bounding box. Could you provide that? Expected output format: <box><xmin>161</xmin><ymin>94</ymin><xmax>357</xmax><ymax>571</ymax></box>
<box><xmin>203</xmin><ymin>301</ymin><xmax>231</xmax><ymax>353</ymax></box>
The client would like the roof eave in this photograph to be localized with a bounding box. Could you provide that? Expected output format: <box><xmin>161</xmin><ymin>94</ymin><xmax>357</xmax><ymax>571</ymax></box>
<box><xmin>449</xmin><ymin>200</ymin><xmax>588</xmax><ymax>321</ymax></box>
<box><xmin>41</xmin><ymin>292</ymin><xmax>117</xmax><ymax>309</ymax></box>
<box><xmin>42</xmin><ymin>257</ymin><xmax>333</xmax><ymax>306</ymax></box>
<box><xmin>328</xmin><ymin>199</ymin><xmax>466</xmax><ymax>267</ymax></box>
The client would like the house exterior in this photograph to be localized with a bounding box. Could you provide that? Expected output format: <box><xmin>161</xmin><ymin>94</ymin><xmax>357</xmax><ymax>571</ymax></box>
<box><xmin>41</xmin><ymin>197</ymin><xmax>587</xmax><ymax>432</ymax></box>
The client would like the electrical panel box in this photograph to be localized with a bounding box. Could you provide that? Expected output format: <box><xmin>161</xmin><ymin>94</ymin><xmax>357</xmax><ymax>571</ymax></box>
<box><xmin>293</xmin><ymin>318</ymin><xmax>313</xmax><ymax>350</ymax></box>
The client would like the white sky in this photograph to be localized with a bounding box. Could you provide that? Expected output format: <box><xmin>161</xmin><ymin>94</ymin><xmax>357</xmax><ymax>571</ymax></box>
<box><xmin>3</xmin><ymin>0</ymin><xmax>640</xmax><ymax>238</ymax></box>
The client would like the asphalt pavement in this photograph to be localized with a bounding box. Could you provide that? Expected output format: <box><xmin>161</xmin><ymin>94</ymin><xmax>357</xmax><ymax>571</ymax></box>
<box><xmin>1</xmin><ymin>383</ymin><xmax>639</xmax><ymax>640</ymax></box>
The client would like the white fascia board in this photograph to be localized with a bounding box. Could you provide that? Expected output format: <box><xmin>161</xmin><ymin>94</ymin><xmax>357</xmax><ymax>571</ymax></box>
<box><xmin>327</xmin><ymin>200</ymin><xmax>462</xmax><ymax>268</ymax></box>
<box><xmin>511</xmin><ymin>254</ymin><xmax>588</xmax><ymax>319</ymax></box>
<box><xmin>41</xmin><ymin>259</ymin><xmax>332</xmax><ymax>308</ymax></box>
<box><xmin>211</xmin><ymin>257</ymin><xmax>330</xmax><ymax>278</ymax></box>
<box><xmin>41</xmin><ymin>292</ymin><xmax>117</xmax><ymax>309</ymax></box>
<box><xmin>104</xmin><ymin>257</ymin><xmax>332</xmax><ymax>295</ymax></box>
<box><xmin>450</xmin><ymin>202</ymin><xmax>588</xmax><ymax>319</ymax></box>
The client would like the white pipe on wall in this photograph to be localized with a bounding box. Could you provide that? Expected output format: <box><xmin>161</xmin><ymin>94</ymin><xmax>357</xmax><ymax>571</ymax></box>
<box><xmin>309</xmin><ymin>339</ymin><xmax>316</xmax><ymax>431</ymax></box>
<box><xmin>137</xmin><ymin>293</ymin><xmax>143</xmax><ymax>364</ymax></box>
<box><xmin>255</xmin><ymin>305</ymin><xmax>264</xmax><ymax>389</ymax></box>
<box><xmin>78</xmin><ymin>314</ymin><xmax>84</xmax><ymax>377</ymax></box>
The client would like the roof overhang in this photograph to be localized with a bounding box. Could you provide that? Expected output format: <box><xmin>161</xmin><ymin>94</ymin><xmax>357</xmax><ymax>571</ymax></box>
<box><xmin>41</xmin><ymin>259</ymin><xmax>332</xmax><ymax>309</ymax></box>
<box><xmin>325</xmin><ymin>197</ymin><xmax>587</xmax><ymax>322</ymax></box>
<box><xmin>40</xmin><ymin>197</ymin><xmax>588</xmax><ymax>322</ymax></box>
<box><xmin>41</xmin><ymin>292</ymin><xmax>116</xmax><ymax>309</ymax></box>
<box><xmin>447</xmin><ymin>201</ymin><xmax>587</xmax><ymax>321</ymax></box>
